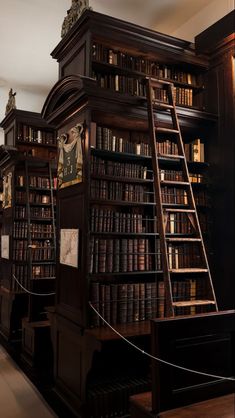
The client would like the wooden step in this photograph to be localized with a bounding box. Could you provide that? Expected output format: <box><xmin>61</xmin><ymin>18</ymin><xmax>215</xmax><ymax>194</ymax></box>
<box><xmin>170</xmin><ymin>268</ymin><xmax>208</xmax><ymax>273</ymax></box>
<box><xmin>161</xmin><ymin>180</ymin><xmax>190</xmax><ymax>186</ymax></box>
<box><xmin>156</xmin><ymin>127</ymin><xmax>179</xmax><ymax>134</ymax></box>
<box><xmin>173</xmin><ymin>300</ymin><xmax>216</xmax><ymax>307</ymax></box>
<box><xmin>153</xmin><ymin>101</ymin><xmax>174</xmax><ymax>109</ymax></box>
<box><xmin>166</xmin><ymin>237</ymin><xmax>201</xmax><ymax>242</ymax></box>
<box><xmin>158</xmin><ymin>153</ymin><xmax>184</xmax><ymax>160</ymax></box>
<box><xmin>148</xmin><ymin>77</ymin><xmax>173</xmax><ymax>86</ymax></box>
<box><xmin>165</xmin><ymin>208</ymin><xmax>195</xmax><ymax>213</ymax></box>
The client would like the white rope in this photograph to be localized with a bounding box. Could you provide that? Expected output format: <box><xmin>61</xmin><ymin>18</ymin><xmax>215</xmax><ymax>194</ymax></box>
<box><xmin>89</xmin><ymin>302</ymin><xmax>235</xmax><ymax>382</ymax></box>
<box><xmin>13</xmin><ymin>275</ymin><xmax>55</xmax><ymax>296</ymax></box>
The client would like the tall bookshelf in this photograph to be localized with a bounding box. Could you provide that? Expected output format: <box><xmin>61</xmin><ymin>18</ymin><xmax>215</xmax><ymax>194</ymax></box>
<box><xmin>195</xmin><ymin>10</ymin><xmax>235</xmax><ymax>310</ymax></box>
<box><xmin>40</xmin><ymin>10</ymin><xmax>224</xmax><ymax>417</ymax></box>
<box><xmin>0</xmin><ymin>110</ymin><xmax>56</xmax><ymax>364</ymax></box>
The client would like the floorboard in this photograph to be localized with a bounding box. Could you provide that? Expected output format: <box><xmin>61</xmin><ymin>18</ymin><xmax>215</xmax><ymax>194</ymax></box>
<box><xmin>0</xmin><ymin>345</ymin><xmax>57</xmax><ymax>418</ymax></box>
<box><xmin>160</xmin><ymin>393</ymin><xmax>235</xmax><ymax>418</ymax></box>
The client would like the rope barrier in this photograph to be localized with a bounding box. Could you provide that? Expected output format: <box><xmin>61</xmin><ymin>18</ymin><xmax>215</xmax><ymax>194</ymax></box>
<box><xmin>89</xmin><ymin>301</ymin><xmax>235</xmax><ymax>382</ymax></box>
<box><xmin>13</xmin><ymin>274</ymin><xmax>56</xmax><ymax>297</ymax></box>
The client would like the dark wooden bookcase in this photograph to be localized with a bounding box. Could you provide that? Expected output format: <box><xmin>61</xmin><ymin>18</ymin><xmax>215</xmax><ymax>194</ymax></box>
<box><xmin>40</xmin><ymin>9</ymin><xmax>231</xmax><ymax>417</ymax></box>
<box><xmin>0</xmin><ymin>110</ymin><xmax>56</xmax><ymax>367</ymax></box>
<box><xmin>195</xmin><ymin>10</ymin><xmax>235</xmax><ymax>310</ymax></box>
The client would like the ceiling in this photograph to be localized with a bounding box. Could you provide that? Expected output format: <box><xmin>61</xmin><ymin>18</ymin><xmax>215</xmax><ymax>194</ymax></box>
<box><xmin>0</xmin><ymin>0</ymin><xmax>230</xmax><ymax>100</ymax></box>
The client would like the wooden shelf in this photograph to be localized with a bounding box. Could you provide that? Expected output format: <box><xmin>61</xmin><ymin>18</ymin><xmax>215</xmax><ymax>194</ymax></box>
<box><xmin>87</xmin><ymin>319</ymin><xmax>151</xmax><ymax>341</ymax></box>
<box><xmin>16</xmin><ymin>140</ymin><xmax>56</xmax><ymax>149</ymax></box>
<box><xmin>90</xmin><ymin>173</ymin><xmax>153</xmax><ymax>183</ymax></box>
<box><xmin>91</xmin><ymin>147</ymin><xmax>152</xmax><ymax>162</ymax></box>
<box><xmin>92</xmin><ymin>60</ymin><xmax>204</xmax><ymax>91</ymax></box>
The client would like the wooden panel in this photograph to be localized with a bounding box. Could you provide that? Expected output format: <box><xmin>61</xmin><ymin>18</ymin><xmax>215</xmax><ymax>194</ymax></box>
<box><xmin>52</xmin><ymin>314</ymin><xmax>98</xmax><ymax>416</ymax></box>
<box><xmin>195</xmin><ymin>11</ymin><xmax>235</xmax><ymax>53</ymax></box>
<box><xmin>57</xmin><ymin>187</ymin><xmax>85</xmax><ymax>319</ymax></box>
<box><xmin>151</xmin><ymin>311</ymin><xmax>235</xmax><ymax>414</ymax></box>
<box><xmin>5</xmin><ymin>126</ymin><xmax>14</xmax><ymax>146</ymax></box>
<box><xmin>57</xmin><ymin>330</ymin><xmax>82</xmax><ymax>398</ymax></box>
<box><xmin>61</xmin><ymin>42</ymin><xmax>86</xmax><ymax>78</ymax></box>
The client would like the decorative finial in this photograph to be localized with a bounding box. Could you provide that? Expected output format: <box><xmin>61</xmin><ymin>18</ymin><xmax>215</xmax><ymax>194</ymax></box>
<box><xmin>5</xmin><ymin>88</ymin><xmax>16</xmax><ymax>115</ymax></box>
<box><xmin>61</xmin><ymin>0</ymin><xmax>92</xmax><ymax>38</ymax></box>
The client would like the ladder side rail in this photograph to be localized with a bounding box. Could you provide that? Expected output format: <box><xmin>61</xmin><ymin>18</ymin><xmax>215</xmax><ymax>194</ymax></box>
<box><xmin>168</xmin><ymin>84</ymin><xmax>218</xmax><ymax>309</ymax></box>
<box><xmin>146</xmin><ymin>78</ymin><xmax>174</xmax><ymax>317</ymax></box>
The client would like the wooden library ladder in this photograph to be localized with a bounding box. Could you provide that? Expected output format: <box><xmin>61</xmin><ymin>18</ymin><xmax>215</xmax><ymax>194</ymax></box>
<box><xmin>145</xmin><ymin>77</ymin><xmax>218</xmax><ymax>317</ymax></box>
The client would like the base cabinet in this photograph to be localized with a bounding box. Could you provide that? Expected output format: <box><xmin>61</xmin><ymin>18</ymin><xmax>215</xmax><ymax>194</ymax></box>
<box><xmin>0</xmin><ymin>291</ymin><xmax>28</xmax><ymax>341</ymax></box>
<box><xmin>21</xmin><ymin>318</ymin><xmax>53</xmax><ymax>370</ymax></box>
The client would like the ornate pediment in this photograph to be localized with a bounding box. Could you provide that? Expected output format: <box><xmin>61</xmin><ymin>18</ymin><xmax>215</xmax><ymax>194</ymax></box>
<box><xmin>41</xmin><ymin>75</ymin><xmax>88</xmax><ymax>125</ymax></box>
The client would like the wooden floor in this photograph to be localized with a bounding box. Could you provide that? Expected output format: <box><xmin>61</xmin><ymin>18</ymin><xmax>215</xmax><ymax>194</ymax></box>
<box><xmin>0</xmin><ymin>345</ymin><xmax>57</xmax><ymax>418</ymax></box>
<box><xmin>160</xmin><ymin>394</ymin><xmax>235</xmax><ymax>418</ymax></box>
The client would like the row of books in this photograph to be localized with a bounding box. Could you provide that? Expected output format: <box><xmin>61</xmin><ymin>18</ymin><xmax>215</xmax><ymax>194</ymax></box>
<box><xmin>89</xmin><ymin>238</ymin><xmax>157</xmax><ymax>274</ymax></box>
<box><xmin>161</xmin><ymin>187</ymin><xmax>188</xmax><ymax>205</ymax></box>
<box><xmin>87</xmin><ymin>375</ymin><xmax>150</xmax><ymax>418</ymax></box>
<box><xmin>185</xmin><ymin>138</ymin><xmax>205</xmax><ymax>162</ymax></box>
<box><xmin>91</xmin><ymin>161</ymin><xmax>204</xmax><ymax>185</ymax></box>
<box><xmin>167</xmin><ymin>243</ymin><xmax>202</xmax><ymax>269</ymax></box>
<box><xmin>13</xmin><ymin>240</ymin><xmax>54</xmax><ymax>261</ymax></box>
<box><xmin>162</xmin><ymin>188</ymin><xmax>207</xmax><ymax>207</ymax></box>
<box><xmin>29</xmin><ymin>241</ymin><xmax>54</xmax><ymax>261</ymax></box>
<box><xmin>157</xmin><ymin>139</ymin><xmax>178</xmax><ymax>156</ymax></box>
<box><xmin>96</xmin><ymin>126</ymin><xmax>151</xmax><ymax>155</ymax></box>
<box><xmin>167</xmin><ymin>213</ymin><xmax>194</xmax><ymax>234</ymax></box>
<box><xmin>91</xmin><ymin>156</ymin><xmax>150</xmax><ymax>179</ymax></box>
<box><xmin>15</xmin><ymin>191</ymin><xmax>53</xmax><ymax>205</ymax></box>
<box><xmin>13</xmin><ymin>222</ymin><xmax>54</xmax><ymax>239</ymax></box>
<box><xmin>160</xmin><ymin>169</ymin><xmax>183</xmax><ymax>181</ymax></box>
<box><xmin>90</xmin><ymin>208</ymin><xmax>207</xmax><ymax>235</ymax></box>
<box><xmin>90</xmin><ymin>278</ymin><xmax>201</xmax><ymax>327</ymax></box>
<box><xmin>93</xmin><ymin>72</ymin><xmax>194</xmax><ymax>106</ymax></box>
<box><xmin>93</xmin><ymin>72</ymin><xmax>146</xmax><ymax>96</ymax></box>
<box><xmin>95</xmin><ymin>127</ymin><xmax>206</xmax><ymax>163</ymax></box>
<box><xmin>90</xmin><ymin>180</ymin><xmax>153</xmax><ymax>202</ymax></box>
<box><xmin>92</xmin><ymin>42</ymin><xmax>197</xmax><ymax>84</ymax></box>
<box><xmin>190</xmin><ymin>173</ymin><xmax>204</xmax><ymax>183</ymax></box>
<box><xmin>16</xmin><ymin>175</ymin><xmax>57</xmax><ymax>189</ymax></box>
<box><xmin>91</xmin><ymin>184</ymin><xmax>191</xmax><ymax>206</ymax></box>
<box><xmin>90</xmin><ymin>281</ymin><xmax>162</xmax><ymax>326</ymax></box>
<box><xmin>32</xmin><ymin>264</ymin><xmax>55</xmax><ymax>279</ymax></box>
<box><xmin>17</xmin><ymin>124</ymin><xmax>55</xmax><ymax>145</ymax></box>
<box><xmin>153</xmin><ymin>86</ymin><xmax>193</xmax><ymax>107</ymax></box>
<box><xmin>90</xmin><ymin>208</ymin><xmax>154</xmax><ymax>233</ymax></box>
<box><xmin>15</xmin><ymin>206</ymin><xmax>53</xmax><ymax>219</ymax></box>
<box><xmin>161</xmin><ymin>170</ymin><xmax>204</xmax><ymax>183</ymax></box>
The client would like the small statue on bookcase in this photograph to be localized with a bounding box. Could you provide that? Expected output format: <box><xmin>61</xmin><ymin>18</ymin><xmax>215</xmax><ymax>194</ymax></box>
<box><xmin>61</xmin><ymin>0</ymin><xmax>92</xmax><ymax>38</ymax></box>
<box><xmin>5</xmin><ymin>88</ymin><xmax>16</xmax><ymax>115</ymax></box>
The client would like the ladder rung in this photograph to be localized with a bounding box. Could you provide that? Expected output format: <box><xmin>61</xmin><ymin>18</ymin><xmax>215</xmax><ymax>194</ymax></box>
<box><xmin>173</xmin><ymin>300</ymin><xmax>216</xmax><ymax>307</ymax></box>
<box><xmin>165</xmin><ymin>209</ymin><xmax>195</xmax><ymax>213</ymax></box>
<box><xmin>161</xmin><ymin>180</ymin><xmax>190</xmax><ymax>186</ymax></box>
<box><xmin>152</xmin><ymin>101</ymin><xmax>174</xmax><ymax>109</ymax></box>
<box><xmin>156</xmin><ymin>127</ymin><xmax>179</xmax><ymax>134</ymax></box>
<box><xmin>166</xmin><ymin>238</ymin><xmax>201</xmax><ymax>242</ymax></box>
<box><xmin>170</xmin><ymin>268</ymin><xmax>208</xmax><ymax>273</ymax></box>
<box><xmin>148</xmin><ymin>77</ymin><xmax>173</xmax><ymax>86</ymax></box>
<box><xmin>158</xmin><ymin>153</ymin><xmax>184</xmax><ymax>160</ymax></box>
